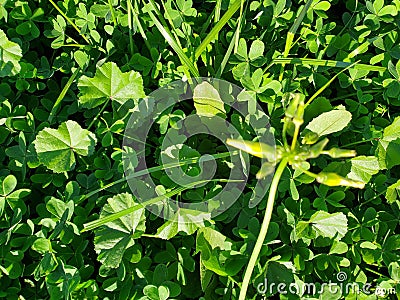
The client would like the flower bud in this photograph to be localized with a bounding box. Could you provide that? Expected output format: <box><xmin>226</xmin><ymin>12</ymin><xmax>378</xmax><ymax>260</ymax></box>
<box><xmin>226</xmin><ymin>139</ymin><xmax>276</xmax><ymax>161</ymax></box>
<box><xmin>301</xmin><ymin>131</ymin><xmax>320</xmax><ymax>145</ymax></box>
<box><xmin>285</xmin><ymin>93</ymin><xmax>301</xmax><ymax>119</ymax></box>
<box><xmin>309</xmin><ymin>138</ymin><xmax>329</xmax><ymax>158</ymax></box>
<box><xmin>316</xmin><ymin>172</ymin><xmax>365</xmax><ymax>189</ymax></box>
<box><xmin>293</xmin><ymin>100</ymin><xmax>305</xmax><ymax>127</ymax></box>
<box><xmin>325</xmin><ymin>148</ymin><xmax>356</xmax><ymax>158</ymax></box>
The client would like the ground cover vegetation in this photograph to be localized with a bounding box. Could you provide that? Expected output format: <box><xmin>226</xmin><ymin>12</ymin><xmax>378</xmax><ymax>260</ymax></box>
<box><xmin>0</xmin><ymin>0</ymin><xmax>399</xmax><ymax>299</ymax></box>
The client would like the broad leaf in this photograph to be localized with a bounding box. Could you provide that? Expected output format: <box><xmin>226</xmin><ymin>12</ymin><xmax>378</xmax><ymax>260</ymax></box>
<box><xmin>376</xmin><ymin>116</ymin><xmax>400</xmax><ymax>169</ymax></box>
<box><xmin>34</xmin><ymin>120</ymin><xmax>97</xmax><ymax>173</ymax></box>
<box><xmin>310</xmin><ymin>211</ymin><xmax>348</xmax><ymax>239</ymax></box>
<box><xmin>197</xmin><ymin>227</ymin><xmax>230</xmax><ymax>250</ymax></box>
<box><xmin>382</xmin><ymin>116</ymin><xmax>400</xmax><ymax>141</ymax></box>
<box><xmin>196</xmin><ymin>227</ymin><xmax>246</xmax><ymax>277</ymax></box>
<box><xmin>0</xmin><ymin>29</ymin><xmax>22</xmax><ymax>77</ymax></box>
<box><xmin>304</xmin><ymin>109</ymin><xmax>352</xmax><ymax>137</ymax></box>
<box><xmin>193</xmin><ymin>82</ymin><xmax>226</xmax><ymax>118</ymax></box>
<box><xmin>78</xmin><ymin>62</ymin><xmax>145</xmax><ymax>109</ymax></box>
<box><xmin>347</xmin><ymin>156</ymin><xmax>379</xmax><ymax>183</ymax></box>
<box><xmin>94</xmin><ymin>193</ymin><xmax>145</xmax><ymax>268</ymax></box>
<box><xmin>156</xmin><ymin>208</ymin><xmax>211</xmax><ymax>239</ymax></box>
<box><xmin>386</xmin><ymin>179</ymin><xmax>400</xmax><ymax>204</ymax></box>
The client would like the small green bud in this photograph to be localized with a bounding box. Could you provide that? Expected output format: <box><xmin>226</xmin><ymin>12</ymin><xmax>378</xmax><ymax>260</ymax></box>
<box><xmin>325</xmin><ymin>148</ymin><xmax>356</xmax><ymax>158</ymax></box>
<box><xmin>316</xmin><ymin>172</ymin><xmax>365</xmax><ymax>189</ymax></box>
<box><xmin>293</xmin><ymin>100</ymin><xmax>305</xmax><ymax>127</ymax></box>
<box><xmin>226</xmin><ymin>139</ymin><xmax>276</xmax><ymax>161</ymax></box>
<box><xmin>285</xmin><ymin>93</ymin><xmax>301</xmax><ymax>118</ymax></box>
<box><xmin>301</xmin><ymin>131</ymin><xmax>320</xmax><ymax>145</ymax></box>
<box><xmin>309</xmin><ymin>138</ymin><xmax>329</xmax><ymax>158</ymax></box>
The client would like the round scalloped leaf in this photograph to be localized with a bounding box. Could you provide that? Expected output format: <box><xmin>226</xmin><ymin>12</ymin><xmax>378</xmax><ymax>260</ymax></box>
<box><xmin>77</xmin><ymin>61</ymin><xmax>145</xmax><ymax>109</ymax></box>
<box><xmin>94</xmin><ymin>193</ymin><xmax>146</xmax><ymax>268</ymax></box>
<box><xmin>33</xmin><ymin>120</ymin><xmax>97</xmax><ymax>173</ymax></box>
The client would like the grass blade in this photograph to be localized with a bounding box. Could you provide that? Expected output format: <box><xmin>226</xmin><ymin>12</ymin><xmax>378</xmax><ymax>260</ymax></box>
<box><xmin>82</xmin><ymin>184</ymin><xmax>191</xmax><ymax>232</ymax></box>
<box><xmin>48</xmin><ymin>67</ymin><xmax>81</xmax><ymax>124</ymax></box>
<box><xmin>146</xmin><ymin>5</ymin><xmax>199</xmax><ymax>77</ymax></box>
<box><xmin>195</xmin><ymin>0</ymin><xmax>241</xmax><ymax>59</ymax></box>
<box><xmin>215</xmin><ymin>25</ymin><xmax>239</xmax><ymax>77</ymax></box>
<box><xmin>80</xmin><ymin>151</ymin><xmax>236</xmax><ymax>201</ymax></box>
<box><xmin>305</xmin><ymin>61</ymin><xmax>358</xmax><ymax>106</ymax></box>
<box><xmin>279</xmin><ymin>0</ymin><xmax>313</xmax><ymax>80</ymax></box>
<box><xmin>48</xmin><ymin>0</ymin><xmax>91</xmax><ymax>45</ymax></box>
<box><xmin>273</xmin><ymin>57</ymin><xmax>385</xmax><ymax>72</ymax></box>
<box><xmin>81</xmin><ymin>178</ymin><xmax>241</xmax><ymax>232</ymax></box>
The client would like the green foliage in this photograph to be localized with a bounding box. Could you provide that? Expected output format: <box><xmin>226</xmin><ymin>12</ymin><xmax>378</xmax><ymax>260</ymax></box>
<box><xmin>0</xmin><ymin>0</ymin><xmax>399</xmax><ymax>299</ymax></box>
<box><xmin>304</xmin><ymin>109</ymin><xmax>352</xmax><ymax>137</ymax></box>
<box><xmin>78</xmin><ymin>62</ymin><xmax>145</xmax><ymax>108</ymax></box>
<box><xmin>94</xmin><ymin>193</ymin><xmax>145</xmax><ymax>268</ymax></box>
<box><xmin>34</xmin><ymin>120</ymin><xmax>97</xmax><ymax>172</ymax></box>
<box><xmin>193</xmin><ymin>82</ymin><xmax>226</xmax><ymax>118</ymax></box>
<box><xmin>0</xmin><ymin>29</ymin><xmax>22</xmax><ymax>76</ymax></box>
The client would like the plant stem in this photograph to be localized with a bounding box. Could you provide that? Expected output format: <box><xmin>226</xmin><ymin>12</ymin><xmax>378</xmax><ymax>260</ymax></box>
<box><xmin>282</xmin><ymin>121</ymin><xmax>289</xmax><ymax>150</ymax></box>
<box><xmin>108</xmin><ymin>0</ymin><xmax>117</xmax><ymax>27</ymax></box>
<box><xmin>48</xmin><ymin>67</ymin><xmax>81</xmax><ymax>124</ymax></box>
<box><xmin>305</xmin><ymin>61</ymin><xmax>359</xmax><ymax>107</ymax></box>
<box><xmin>339</xmin><ymin>138</ymin><xmax>376</xmax><ymax>148</ymax></box>
<box><xmin>239</xmin><ymin>158</ymin><xmax>288</xmax><ymax>300</ymax></box>
<box><xmin>48</xmin><ymin>0</ymin><xmax>91</xmax><ymax>45</ymax></box>
<box><xmin>127</xmin><ymin>0</ymin><xmax>135</xmax><ymax>56</ymax></box>
<box><xmin>195</xmin><ymin>0</ymin><xmax>241</xmax><ymax>59</ymax></box>
<box><xmin>87</xmin><ymin>98</ymin><xmax>110</xmax><ymax>130</ymax></box>
<box><xmin>291</xmin><ymin>124</ymin><xmax>300</xmax><ymax>151</ymax></box>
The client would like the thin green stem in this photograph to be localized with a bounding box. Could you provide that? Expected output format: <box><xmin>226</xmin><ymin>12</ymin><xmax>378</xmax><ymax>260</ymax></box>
<box><xmin>305</xmin><ymin>61</ymin><xmax>359</xmax><ymax>107</ymax></box>
<box><xmin>291</xmin><ymin>125</ymin><xmax>300</xmax><ymax>151</ymax></box>
<box><xmin>195</xmin><ymin>0</ymin><xmax>241</xmax><ymax>59</ymax></box>
<box><xmin>278</xmin><ymin>0</ymin><xmax>313</xmax><ymax>81</ymax></box>
<box><xmin>59</xmin><ymin>44</ymin><xmax>86</xmax><ymax>48</ymax></box>
<box><xmin>132</xmin><ymin>0</ymin><xmax>151</xmax><ymax>51</ymax></box>
<box><xmin>239</xmin><ymin>158</ymin><xmax>288</xmax><ymax>300</ymax></box>
<box><xmin>360</xmin><ymin>190</ymin><xmax>386</xmax><ymax>207</ymax></box>
<box><xmin>282</xmin><ymin>122</ymin><xmax>289</xmax><ymax>150</ymax></box>
<box><xmin>273</xmin><ymin>58</ymin><xmax>384</xmax><ymax>72</ymax></box>
<box><xmin>82</xmin><ymin>178</ymin><xmax>242</xmax><ymax>232</ymax></box>
<box><xmin>79</xmin><ymin>151</ymin><xmax>236</xmax><ymax>202</ymax></box>
<box><xmin>330</xmin><ymin>90</ymin><xmax>380</xmax><ymax>102</ymax></box>
<box><xmin>48</xmin><ymin>0</ymin><xmax>91</xmax><ymax>45</ymax></box>
<box><xmin>215</xmin><ymin>22</ymin><xmax>240</xmax><ymax>77</ymax></box>
<box><xmin>127</xmin><ymin>0</ymin><xmax>135</xmax><ymax>56</ymax></box>
<box><xmin>365</xmin><ymin>267</ymin><xmax>387</xmax><ymax>278</ymax></box>
<box><xmin>146</xmin><ymin>4</ymin><xmax>199</xmax><ymax>77</ymax></box>
<box><xmin>294</xmin><ymin>166</ymin><xmax>317</xmax><ymax>178</ymax></box>
<box><xmin>340</xmin><ymin>138</ymin><xmax>376</xmax><ymax>148</ymax></box>
<box><xmin>48</xmin><ymin>67</ymin><xmax>81</xmax><ymax>123</ymax></box>
<box><xmin>87</xmin><ymin>98</ymin><xmax>110</xmax><ymax>130</ymax></box>
<box><xmin>233</xmin><ymin>0</ymin><xmax>245</xmax><ymax>53</ymax></box>
<box><xmin>108</xmin><ymin>0</ymin><xmax>117</xmax><ymax>26</ymax></box>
